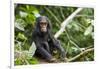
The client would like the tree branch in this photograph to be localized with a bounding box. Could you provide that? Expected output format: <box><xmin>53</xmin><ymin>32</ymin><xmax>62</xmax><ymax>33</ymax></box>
<box><xmin>67</xmin><ymin>48</ymin><xmax>94</xmax><ymax>62</ymax></box>
<box><xmin>76</xmin><ymin>14</ymin><xmax>94</xmax><ymax>18</ymax></box>
<box><xmin>54</xmin><ymin>8</ymin><xmax>83</xmax><ymax>38</ymax></box>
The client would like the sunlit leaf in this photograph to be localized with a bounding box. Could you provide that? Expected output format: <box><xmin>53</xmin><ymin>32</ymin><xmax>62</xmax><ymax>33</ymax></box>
<box><xmin>72</xmin><ymin>47</ymin><xmax>78</xmax><ymax>52</ymax></box>
<box><xmin>28</xmin><ymin>42</ymin><xmax>37</xmax><ymax>58</ymax></box>
<box><xmin>17</xmin><ymin>33</ymin><xmax>27</xmax><ymax>40</ymax></box>
<box><xmin>84</xmin><ymin>25</ymin><xmax>92</xmax><ymax>36</ymax></box>
<box><xmin>32</xmin><ymin>10</ymin><xmax>40</xmax><ymax>17</ymax></box>
<box><xmin>19</xmin><ymin>11</ymin><xmax>28</xmax><ymax>17</ymax></box>
<box><xmin>15</xmin><ymin>22</ymin><xmax>25</xmax><ymax>31</ymax></box>
<box><xmin>86</xmin><ymin>19</ymin><xmax>91</xmax><ymax>24</ymax></box>
<box><xmin>26</xmin><ymin>5</ymin><xmax>29</xmax><ymax>10</ymax></box>
<box><xmin>73</xmin><ymin>23</ymin><xmax>80</xmax><ymax>31</ymax></box>
<box><xmin>15</xmin><ymin>19</ymin><xmax>27</xmax><ymax>31</ymax></box>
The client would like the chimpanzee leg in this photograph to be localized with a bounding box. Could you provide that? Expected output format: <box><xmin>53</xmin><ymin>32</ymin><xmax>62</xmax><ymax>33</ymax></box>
<box><xmin>36</xmin><ymin>46</ymin><xmax>53</xmax><ymax>61</ymax></box>
<box><xmin>54</xmin><ymin>40</ymin><xmax>66</xmax><ymax>59</ymax></box>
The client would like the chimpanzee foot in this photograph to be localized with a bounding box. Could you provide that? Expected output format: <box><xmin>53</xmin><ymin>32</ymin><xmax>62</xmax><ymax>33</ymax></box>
<box><xmin>48</xmin><ymin>58</ymin><xmax>57</xmax><ymax>63</ymax></box>
<box><xmin>61</xmin><ymin>58</ymin><xmax>68</xmax><ymax>62</ymax></box>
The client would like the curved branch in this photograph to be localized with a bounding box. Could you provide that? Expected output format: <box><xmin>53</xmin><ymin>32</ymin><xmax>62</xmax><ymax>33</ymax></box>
<box><xmin>54</xmin><ymin>8</ymin><xmax>83</xmax><ymax>38</ymax></box>
<box><xmin>67</xmin><ymin>48</ymin><xmax>94</xmax><ymax>62</ymax></box>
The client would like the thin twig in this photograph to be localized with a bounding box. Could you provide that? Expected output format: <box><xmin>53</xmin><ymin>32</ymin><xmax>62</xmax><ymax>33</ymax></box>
<box><xmin>65</xmin><ymin>30</ymin><xmax>81</xmax><ymax>51</ymax></box>
<box><xmin>60</xmin><ymin>7</ymin><xmax>65</xmax><ymax>19</ymax></box>
<box><xmin>67</xmin><ymin>48</ymin><xmax>94</xmax><ymax>62</ymax></box>
<box><xmin>76</xmin><ymin>14</ymin><xmax>94</xmax><ymax>18</ymax></box>
<box><xmin>44</xmin><ymin>7</ymin><xmax>61</xmax><ymax>24</ymax></box>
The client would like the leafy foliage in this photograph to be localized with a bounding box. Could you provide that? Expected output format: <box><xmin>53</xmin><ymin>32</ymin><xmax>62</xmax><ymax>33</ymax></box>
<box><xmin>14</xmin><ymin>4</ymin><xmax>94</xmax><ymax>65</ymax></box>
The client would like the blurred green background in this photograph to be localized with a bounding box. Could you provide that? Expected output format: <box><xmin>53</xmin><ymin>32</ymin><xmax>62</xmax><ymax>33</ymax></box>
<box><xmin>14</xmin><ymin>4</ymin><xmax>94</xmax><ymax>65</ymax></box>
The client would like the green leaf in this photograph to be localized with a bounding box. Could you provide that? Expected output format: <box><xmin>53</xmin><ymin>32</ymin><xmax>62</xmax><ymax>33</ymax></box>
<box><xmin>19</xmin><ymin>11</ymin><xmax>28</xmax><ymax>18</ymax></box>
<box><xmin>71</xmin><ymin>47</ymin><xmax>78</xmax><ymax>52</ymax></box>
<box><xmin>28</xmin><ymin>58</ymin><xmax>39</xmax><ymax>64</ymax></box>
<box><xmin>26</xmin><ymin>5</ymin><xmax>29</xmax><ymax>10</ymax></box>
<box><xmin>14</xmin><ymin>58</ymin><xmax>22</xmax><ymax>65</ymax></box>
<box><xmin>84</xmin><ymin>25</ymin><xmax>92</xmax><ymax>36</ymax></box>
<box><xmin>15</xmin><ymin>22</ymin><xmax>25</xmax><ymax>31</ymax></box>
<box><xmin>28</xmin><ymin>42</ymin><xmax>37</xmax><ymax>58</ymax></box>
<box><xmin>17</xmin><ymin>33</ymin><xmax>27</xmax><ymax>40</ymax></box>
<box><xmin>15</xmin><ymin>19</ymin><xmax>26</xmax><ymax>31</ymax></box>
<box><xmin>73</xmin><ymin>23</ymin><xmax>80</xmax><ymax>31</ymax></box>
<box><xmin>86</xmin><ymin>19</ymin><xmax>92</xmax><ymax>24</ymax></box>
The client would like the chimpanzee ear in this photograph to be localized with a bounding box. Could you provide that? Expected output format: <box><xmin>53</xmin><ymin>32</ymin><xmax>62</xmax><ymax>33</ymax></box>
<box><xmin>46</xmin><ymin>17</ymin><xmax>52</xmax><ymax>31</ymax></box>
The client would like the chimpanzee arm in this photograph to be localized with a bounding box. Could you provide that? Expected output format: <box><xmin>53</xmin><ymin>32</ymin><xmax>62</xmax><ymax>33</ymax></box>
<box><xmin>36</xmin><ymin>46</ymin><xmax>53</xmax><ymax>61</ymax></box>
<box><xmin>32</xmin><ymin>31</ymin><xmax>40</xmax><ymax>47</ymax></box>
<box><xmin>32</xmin><ymin>31</ymin><xmax>53</xmax><ymax>61</ymax></box>
<box><xmin>48</xmin><ymin>32</ymin><xmax>66</xmax><ymax>60</ymax></box>
<box><xmin>48</xmin><ymin>31</ymin><xmax>56</xmax><ymax>44</ymax></box>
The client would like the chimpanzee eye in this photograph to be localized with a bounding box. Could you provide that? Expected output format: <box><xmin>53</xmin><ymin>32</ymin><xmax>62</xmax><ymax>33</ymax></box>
<box><xmin>40</xmin><ymin>22</ymin><xmax>47</xmax><ymax>25</ymax></box>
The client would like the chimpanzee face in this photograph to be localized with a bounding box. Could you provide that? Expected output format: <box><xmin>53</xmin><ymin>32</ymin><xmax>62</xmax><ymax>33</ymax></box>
<box><xmin>39</xmin><ymin>17</ymin><xmax>48</xmax><ymax>32</ymax></box>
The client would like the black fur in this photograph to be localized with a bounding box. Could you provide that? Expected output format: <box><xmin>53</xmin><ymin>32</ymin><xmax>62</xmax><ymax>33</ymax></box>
<box><xmin>32</xmin><ymin>16</ymin><xmax>66</xmax><ymax>62</ymax></box>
